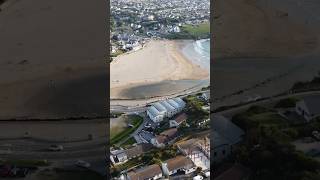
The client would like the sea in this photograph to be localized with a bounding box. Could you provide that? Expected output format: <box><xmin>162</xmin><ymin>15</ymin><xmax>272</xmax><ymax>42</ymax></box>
<box><xmin>182</xmin><ymin>39</ymin><xmax>210</xmax><ymax>71</ymax></box>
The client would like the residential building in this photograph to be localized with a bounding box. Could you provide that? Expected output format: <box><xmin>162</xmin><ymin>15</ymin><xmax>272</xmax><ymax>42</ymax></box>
<box><xmin>201</xmin><ymin>91</ymin><xmax>210</xmax><ymax>102</ymax></box>
<box><xmin>212</xmin><ymin>115</ymin><xmax>244</xmax><ymax>145</ymax></box>
<box><xmin>125</xmin><ymin>143</ymin><xmax>154</xmax><ymax>160</ymax></box>
<box><xmin>147</xmin><ymin>106</ymin><xmax>164</xmax><ymax>123</ymax></box>
<box><xmin>212</xmin><ymin>115</ymin><xmax>245</xmax><ymax>164</ymax></box>
<box><xmin>177</xmin><ymin>137</ymin><xmax>210</xmax><ymax>170</ymax></box>
<box><xmin>169</xmin><ymin>113</ymin><xmax>187</xmax><ymax>128</ymax></box>
<box><xmin>147</xmin><ymin>97</ymin><xmax>186</xmax><ymax>121</ymax></box>
<box><xmin>162</xmin><ymin>156</ymin><xmax>196</xmax><ymax>176</ymax></box>
<box><xmin>151</xmin><ymin>128</ymin><xmax>178</xmax><ymax>148</ymax></box>
<box><xmin>159</xmin><ymin>100</ymin><xmax>176</xmax><ymax>118</ymax></box>
<box><xmin>173</xmin><ymin>97</ymin><xmax>186</xmax><ymax>108</ymax></box>
<box><xmin>110</xmin><ymin>149</ymin><xmax>128</xmax><ymax>165</ymax></box>
<box><xmin>152</xmin><ymin>102</ymin><xmax>167</xmax><ymax>116</ymax></box>
<box><xmin>295</xmin><ymin>95</ymin><xmax>320</xmax><ymax>121</ymax></box>
<box><xmin>126</xmin><ymin>164</ymin><xmax>163</xmax><ymax>180</ymax></box>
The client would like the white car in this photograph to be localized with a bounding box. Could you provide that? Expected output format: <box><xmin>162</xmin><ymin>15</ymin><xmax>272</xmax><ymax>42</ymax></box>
<box><xmin>75</xmin><ymin>160</ymin><xmax>91</xmax><ymax>168</ymax></box>
<box><xmin>144</xmin><ymin>123</ymin><xmax>151</xmax><ymax>128</ymax></box>
<box><xmin>48</xmin><ymin>145</ymin><xmax>63</xmax><ymax>151</ymax></box>
<box><xmin>193</xmin><ymin>175</ymin><xmax>204</xmax><ymax>180</ymax></box>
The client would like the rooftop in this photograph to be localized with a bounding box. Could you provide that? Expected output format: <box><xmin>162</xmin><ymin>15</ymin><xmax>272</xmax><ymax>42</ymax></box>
<box><xmin>127</xmin><ymin>164</ymin><xmax>162</xmax><ymax>180</ymax></box>
<box><xmin>173</xmin><ymin>113</ymin><xmax>187</xmax><ymax>124</ymax></box>
<box><xmin>125</xmin><ymin>143</ymin><xmax>154</xmax><ymax>159</ymax></box>
<box><xmin>300</xmin><ymin>95</ymin><xmax>320</xmax><ymax>115</ymax></box>
<box><xmin>160</xmin><ymin>128</ymin><xmax>178</xmax><ymax>137</ymax></box>
<box><xmin>212</xmin><ymin>115</ymin><xmax>244</xmax><ymax>145</ymax></box>
<box><xmin>164</xmin><ymin>156</ymin><xmax>194</xmax><ymax>172</ymax></box>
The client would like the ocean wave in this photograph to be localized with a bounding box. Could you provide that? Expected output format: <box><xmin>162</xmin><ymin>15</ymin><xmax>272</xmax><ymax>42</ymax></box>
<box><xmin>193</xmin><ymin>39</ymin><xmax>210</xmax><ymax>58</ymax></box>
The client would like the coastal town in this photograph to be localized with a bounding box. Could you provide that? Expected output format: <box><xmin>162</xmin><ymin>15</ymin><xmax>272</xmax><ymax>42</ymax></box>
<box><xmin>110</xmin><ymin>0</ymin><xmax>210</xmax><ymax>179</ymax></box>
<box><xmin>213</xmin><ymin>92</ymin><xmax>320</xmax><ymax>179</ymax></box>
<box><xmin>110</xmin><ymin>92</ymin><xmax>210</xmax><ymax>179</ymax></box>
<box><xmin>110</xmin><ymin>0</ymin><xmax>210</xmax><ymax>61</ymax></box>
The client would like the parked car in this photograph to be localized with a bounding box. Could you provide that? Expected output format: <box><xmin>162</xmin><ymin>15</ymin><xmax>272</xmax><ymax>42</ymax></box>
<box><xmin>144</xmin><ymin>123</ymin><xmax>151</xmax><ymax>128</ymax></box>
<box><xmin>48</xmin><ymin>145</ymin><xmax>64</xmax><ymax>151</ymax></box>
<box><xmin>75</xmin><ymin>160</ymin><xmax>90</xmax><ymax>168</ymax></box>
<box><xmin>193</xmin><ymin>175</ymin><xmax>204</xmax><ymax>180</ymax></box>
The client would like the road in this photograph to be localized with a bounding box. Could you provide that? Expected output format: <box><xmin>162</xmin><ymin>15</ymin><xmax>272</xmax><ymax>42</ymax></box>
<box><xmin>111</xmin><ymin>90</ymin><xmax>209</xmax><ymax>113</ymax></box>
<box><xmin>0</xmin><ymin>119</ymin><xmax>107</xmax><ymax>177</ymax></box>
<box><xmin>215</xmin><ymin>90</ymin><xmax>320</xmax><ymax>117</ymax></box>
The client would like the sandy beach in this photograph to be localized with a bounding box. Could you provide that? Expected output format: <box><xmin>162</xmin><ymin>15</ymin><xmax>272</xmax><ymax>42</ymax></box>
<box><xmin>0</xmin><ymin>0</ymin><xmax>107</xmax><ymax>119</ymax></box>
<box><xmin>212</xmin><ymin>0</ymin><xmax>320</xmax><ymax>108</ymax></box>
<box><xmin>110</xmin><ymin>40</ymin><xmax>209</xmax><ymax>99</ymax></box>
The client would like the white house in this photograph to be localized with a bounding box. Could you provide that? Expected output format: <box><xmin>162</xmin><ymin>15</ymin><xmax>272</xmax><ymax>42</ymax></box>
<box><xmin>147</xmin><ymin>106</ymin><xmax>164</xmax><ymax>123</ymax></box>
<box><xmin>152</xmin><ymin>102</ymin><xmax>167</xmax><ymax>116</ymax></box>
<box><xmin>159</xmin><ymin>101</ymin><xmax>176</xmax><ymax>118</ymax></box>
<box><xmin>127</xmin><ymin>164</ymin><xmax>163</xmax><ymax>180</ymax></box>
<box><xmin>162</xmin><ymin>156</ymin><xmax>196</xmax><ymax>176</ymax></box>
<box><xmin>295</xmin><ymin>95</ymin><xmax>320</xmax><ymax>122</ymax></box>
<box><xmin>173</xmin><ymin>97</ymin><xmax>186</xmax><ymax>108</ymax></box>
<box><xmin>167</xmin><ymin>99</ymin><xmax>181</xmax><ymax>112</ymax></box>
<box><xmin>110</xmin><ymin>149</ymin><xmax>128</xmax><ymax>165</ymax></box>
<box><xmin>147</xmin><ymin>97</ymin><xmax>186</xmax><ymax>122</ymax></box>
<box><xmin>169</xmin><ymin>113</ymin><xmax>187</xmax><ymax>128</ymax></box>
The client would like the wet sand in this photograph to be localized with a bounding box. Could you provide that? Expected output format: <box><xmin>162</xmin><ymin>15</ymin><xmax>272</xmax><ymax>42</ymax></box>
<box><xmin>0</xmin><ymin>0</ymin><xmax>107</xmax><ymax>119</ymax></box>
<box><xmin>212</xmin><ymin>0</ymin><xmax>320</xmax><ymax>108</ymax></box>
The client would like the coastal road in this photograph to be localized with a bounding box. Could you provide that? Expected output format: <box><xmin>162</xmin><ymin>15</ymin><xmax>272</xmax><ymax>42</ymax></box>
<box><xmin>110</xmin><ymin>90</ymin><xmax>209</xmax><ymax>113</ymax></box>
<box><xmin>215</xmin><ymin>90</ymin><xmax>320</xmax><ymax>117</ymax></box>
<box><xmin>0</xmin><ymin>118</ymin><xmax>107</xmax><ymax>175</ymax></box>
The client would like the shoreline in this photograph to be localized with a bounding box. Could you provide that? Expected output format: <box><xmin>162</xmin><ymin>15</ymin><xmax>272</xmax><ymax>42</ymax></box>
<box><xmin>110</xmin><ymin>40</ymin><xmax>209</xmax><ymax>99</ymax></box>
<box><xmin>212</xmin><ymin>0</ymin><xmax>320</xmax><ymax>108</ymax></box>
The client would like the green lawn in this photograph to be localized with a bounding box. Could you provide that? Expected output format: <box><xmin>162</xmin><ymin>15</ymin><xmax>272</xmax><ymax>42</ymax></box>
<box><xmin>115</xmin><ymin>157</ymin><xmax>144</xmax><ymax>172</ymax></box>
<box><xmin>110</xmin><ymin>115</ymin><xmax>143</xmax><ymax>145</ymax></box>
<box><xmin>122</xmin><ymin>137</ymin><xmax>137</xmax><ymax>147</ymax></box>
<box><xmin>182</xmin><ymin>22</ymin><xmax>210</xmax><ymax>37</ymax></box>
<box><xmin>166</xmin><ymin>22</ymin><xmax>210</xmax><ymax>39</ymax></box>
<box><xmin>249</xmin><ymin>112</ymin><xmax>288</xmax><ymax>127</ymax></box>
